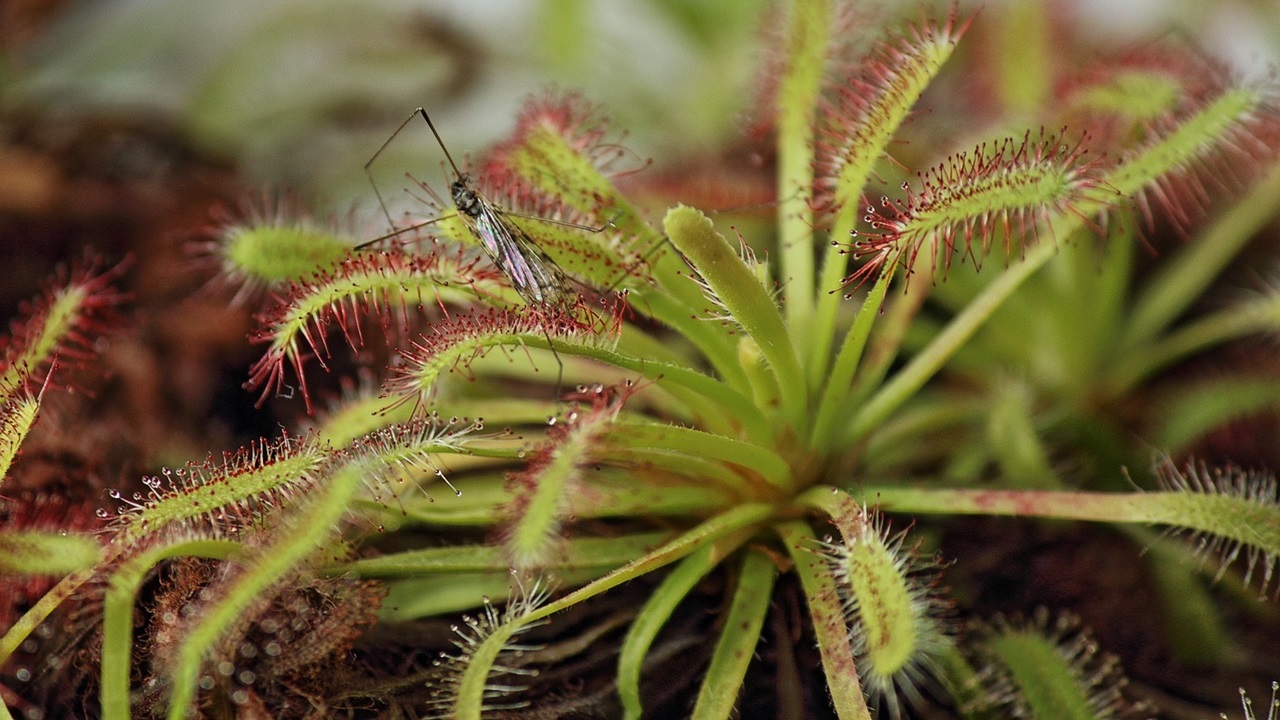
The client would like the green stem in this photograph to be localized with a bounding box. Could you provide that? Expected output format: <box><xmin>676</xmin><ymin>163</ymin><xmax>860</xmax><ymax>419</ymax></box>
<box><xmin>810</xmin><ymin>271</ymin><xmax>891</xmax><ymax>450</ymax></box>
<box><xmin>0</xmin><ymin>568</ymin><xmax>92</xmax><ymax>665</ymax></box>
<box><xmin>691</xmin><ymin>549</ymin><xmax>777</xmax><ymax>720</ymax></box>
<box><xmin>775</xmin><ymin>520</ymin><xmax>873</xmax><ymax>720</ymax></box>
<box><xmin>329</xmin><ymin>531</ymin><xmax>672</xmax><ymax>577</ymax></box>
<box><xmin>101</xmin><ymin>539</ymin><xmax>239</xmax><ymax>720</ymax></box>
<box><xmin>618</xmin><ymin>542</ymin><xmax>726</xmax><ymax>719</ymax></box>
<box><xmin>846</xmin><ymin>253</ymin><xmax>932</xmax><ymax>407</ymax></box>
<box><xmin>809</xmin><ymin>209</ymin><xmax>859</xmax><ymax>389</ymax></box>
<box><xmin>865</xmin><ymin>485</ymin><xmax>1144</xmax><ymax>520</ymax></box>
<box><xmin>521</xmin><ymin>503</ymin><xmax>774</xmax><ymax>625</ymax></box>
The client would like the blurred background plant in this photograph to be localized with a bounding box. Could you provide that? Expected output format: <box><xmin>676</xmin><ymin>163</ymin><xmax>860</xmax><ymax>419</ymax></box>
<box><xmin>2</xmin><ymin>0</ymin><xmax>766</xmax><ymax>203</ymax></box>
<box><xmin>5</xmin><ymin>0</ymin><xmax>1277</xmax><ymax>202</ymax></box>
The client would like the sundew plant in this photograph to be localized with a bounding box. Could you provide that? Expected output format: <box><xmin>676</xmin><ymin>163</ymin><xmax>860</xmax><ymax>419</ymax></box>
<box><xmin>3</xmin><ymin>2</ymin><xmax>1280</xmax><ymax>718</ymax></box>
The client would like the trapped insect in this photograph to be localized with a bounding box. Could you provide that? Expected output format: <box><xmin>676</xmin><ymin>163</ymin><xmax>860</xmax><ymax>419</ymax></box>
<box><xmin>362</xmin><ymin>108</ymin><xmax>581</xmax><ymax>311</ymax></box>
<box><xmin>358</xmin><ymin>107</ymin><xmax>648</xmax><ymax>403</ymax></box>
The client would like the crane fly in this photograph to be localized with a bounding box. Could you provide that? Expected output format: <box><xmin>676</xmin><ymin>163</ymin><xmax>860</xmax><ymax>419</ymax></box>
<box><xmin>359</xmin><ymin>107</ymin><xmax>640</xmax><ymax>402</ymax></box>
<box><xmin>361</xmin><ymin>107</ymin><xmax>582</xmax><ymax>311</ymax></box>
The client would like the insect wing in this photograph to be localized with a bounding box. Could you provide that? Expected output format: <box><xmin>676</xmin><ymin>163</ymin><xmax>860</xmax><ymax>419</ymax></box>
<box><xmin>470</xmin><ymin>201</ymin><xmax>574</xmax><ymax>308</ymax></box>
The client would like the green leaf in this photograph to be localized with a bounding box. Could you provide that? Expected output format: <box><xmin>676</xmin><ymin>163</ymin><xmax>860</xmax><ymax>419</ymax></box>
<box><xmin>522</xmin><ymin>503</ymin><xmax>774</xmax><ymax>625</ymax></box>
<box><xmin>603</xmin><ymin>419</ymin><xmax>791</xmax><ymax>490</ymax></box>
<box><xmin>333</xmin><ymin>531</ymin><xmax>672</xmax><ymax>577</ymax></box>
<box><xmin>664</xmin><ymin>205</ymin><xmax>807</xmax><ymax>434</ymax></box>
<box><xmin>983</xmin><ymin>617</ymin><xmax>1119</xmax><ymax>720</ymax></box>
<box><xmin>691</xmin><ymin>548</ymin><xmax>777</xmax><ymax>719</ymax></box>
<box><xmin>775</xmin><ymin>0</ymin><xmax>832</xmax><ymax>334</ymax></box>
<box><xmin>1156</xmin><ymin>377</ymin><xmax>1280</xmax><ymax>451</ymax></box>
<box><xmin>0</xmin><ymin>395</ymin><xmax>40</xmax><ymax>485</ymax></box>
<box><xmin>220</xmin><ymin>220</ymin><xmax>355</xmax><ymax>286</ymax></box>
<box><xmin>101</xmin><ymin>539</ymin><xmax>239</xmax><ymax>720</ymax></box>
<box><xmin>618</xmin><ymin>542</ymin><xmax>726</xmax><ymax>719</ymax></box>
<box><xmin>506</xmin><ymin>398</ymin><xmax>617</xmax><ymax>568</ymax></box>
<box><xmin>0</xmin><ymin>530</ymin><xmax>101</xmax><ymax>575</ymax></box>
<box><xmin>775</xmin><ymin>520</ymin><xmax>873</xmax><ymax>720</ymax></box>
<box><xmin>115</xmin><ymin>434</ymin><xmax>329</xmax><ymax>546</ymax></box>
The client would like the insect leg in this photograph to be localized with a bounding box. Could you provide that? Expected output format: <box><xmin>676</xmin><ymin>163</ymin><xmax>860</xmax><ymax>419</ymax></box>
<box><xmin>503</xmin><ymin>209</ymin><xmax>623</xmax><ymax>234</ymax></box>
<box><xmin>541</xmin><ymin>325</ymin><xmax>566</xmax><ymax>404</ymax></box>
<box><xmin>364</xmin><ymin>107</ymin><xmax>468</xmax><ymax>233</ymax></box>
<box><xmin>364</xmin><ymin>110</ymin><xmax>424</xmax><ymax>232</ymax></box>
<box><xmin>352</xmin><ymin>217</ymin><xmax>449</xmax><ymax>251</ymax></box>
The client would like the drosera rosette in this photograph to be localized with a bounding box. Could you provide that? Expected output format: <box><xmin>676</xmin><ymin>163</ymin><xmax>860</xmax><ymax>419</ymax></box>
<box><xmin>832</xmin><ymin>0</ymin><xmax>1280</xmax><ymax>675</ymax></box>
<box><xmin>907</xmin><ymin>37</ymin><xmax>1280</xmax><ymax>583</ymax></box>
<box><xmin>8</xmin><ymin>1</ymin><xmax>1280</xmax><ymax>718</ymax></box>
<box><xmin>219</xmin><ymin>2</ymin><xmax>1280</xmax><ymax>716</ymax></box>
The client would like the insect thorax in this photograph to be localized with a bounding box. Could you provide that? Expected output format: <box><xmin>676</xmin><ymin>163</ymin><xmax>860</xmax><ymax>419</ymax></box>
<box><xmin>451</xmin><ymin>178</ymin><xmax>483</xmax><ymax>218</ymax></box>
